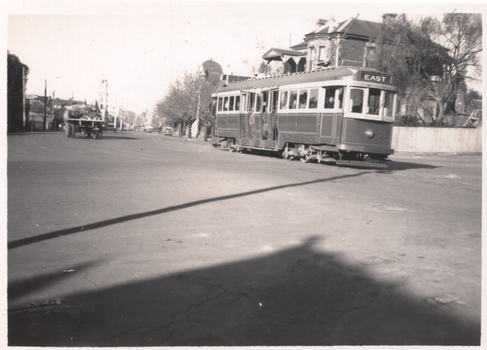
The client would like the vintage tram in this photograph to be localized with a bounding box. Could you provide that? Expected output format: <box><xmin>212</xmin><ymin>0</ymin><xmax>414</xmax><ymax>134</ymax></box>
<box><xmin>211</xmin><ymin>66</ymin><xmax>398</xmax><ymax>167</ymax></box>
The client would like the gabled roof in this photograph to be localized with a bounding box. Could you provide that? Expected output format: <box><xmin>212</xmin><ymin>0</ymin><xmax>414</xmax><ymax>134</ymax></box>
<box><xmin>306</xmin><ymin>18</ymin><xmax>381</xmax><ymax>42</ymax></box>
<box><xmin>262</xmin><ymin>48</ymin><xmax>306</xmax><ymax>61</ymax></box>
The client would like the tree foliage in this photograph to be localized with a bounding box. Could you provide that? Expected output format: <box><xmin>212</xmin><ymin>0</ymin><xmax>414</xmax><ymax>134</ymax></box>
<box><xmin>155</xmin><ymin>69</ymin><xmax>220</xmax><ymax>136</ymax></box>
<box><xmin>8</xmin><ymin>52</ymin><xmax>29</xmax><ymax>132</ymax></box>
<box><xmin>374</xmin><ymin>13</ymin><xmax>482</xmax><ymax>126</ymax></box>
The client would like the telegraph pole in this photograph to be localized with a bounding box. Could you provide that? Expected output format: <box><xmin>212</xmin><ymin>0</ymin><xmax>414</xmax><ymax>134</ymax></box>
<box><xmin>43</xmin><ymin>80</ymin><xmax>47</xmax><ymax>131</ymax></box>
<box><xmin>22</xmin><ymin>66</ymin><xmax>26</xmax><ymax>131</ymax></box>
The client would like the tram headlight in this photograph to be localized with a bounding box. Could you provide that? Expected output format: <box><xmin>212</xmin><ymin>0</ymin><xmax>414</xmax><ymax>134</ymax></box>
<box><xmin>365</xmin><ymin>129</ymin><xmax>374</xmax><ymax>139</ymax></box>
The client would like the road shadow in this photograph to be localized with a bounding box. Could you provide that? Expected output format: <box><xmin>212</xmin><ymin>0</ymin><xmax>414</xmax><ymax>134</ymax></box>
<box><xmin>8</xmin><ymin>261</ymin><xmax>100</xmax><ymax>302</ymax></box>
<box><xmin>8</xmin><ymin>172</ymin><xmax>369</xmax><ymax>250</ymax></box>
<box><xmin>8</xmin><ymin>236</ymin><xmax>480</xmax><ymax>346</ymax></box>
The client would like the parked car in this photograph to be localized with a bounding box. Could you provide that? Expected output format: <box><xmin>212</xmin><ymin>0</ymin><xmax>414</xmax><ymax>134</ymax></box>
<box><xmin>163</xmin><ymin>127</ymin><xmax>173</xmax><ymax>136</ymax></box>
<box><xmin>144</xmin><ymin>125</ymin><xmax>154</xmax><ymax>133</ymax></box>
<box><xmin>104</xmin><ymin>123</ymin><xmax>116</xmax><ymax>132</ymax></box>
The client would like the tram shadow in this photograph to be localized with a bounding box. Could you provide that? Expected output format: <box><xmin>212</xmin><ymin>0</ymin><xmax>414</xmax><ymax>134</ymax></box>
<box><xmin>384</xmin><ymin>159</ymin><xmax>438</xmax><ymax>171</ymax></box>
<box><xmin>75</xmin><ymin>135</ymin><xmax>140</xmax><ymax>140</ymax></box>
<box><xmin>9</xmin><ymin>236</ymin><xmax>479</xmax><ymax>347</ymax></box>
<box><xmin>237</xmin><ymin>149</ymin><xmax>438</xmax><ymax>172</ymax></box>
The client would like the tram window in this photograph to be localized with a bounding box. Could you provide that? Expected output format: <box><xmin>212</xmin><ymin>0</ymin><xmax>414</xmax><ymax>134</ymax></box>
<box><xmin>229</xmin><ymin>96</ymin><xmax>235</xmax><ymax>111</ymax></box>
<box><xmin>367</xmin><ymin>88</ymin><xmax>381</xmax><ymax>115</ymax></box>
<box><xmin>256</xmin><ymin>94</ymin><xmax>262</xmax><ymax>112</ymax></box>
<box><xmin>280</xmin><ymin>91</ymin><xmax>288</xmax><ymax>109</ymax></box>
<box><xmin>262</xmin><ymin>91</ymin><xmax>268</xmax><ymax>112</ymax></box>
<box><xmin>308</xmin><ymin>89</ymin><xmax>318</xmax><ymax>109</ymax></box>
<box><xmin>384</xmin><ymin>91</ymin><xmax>395</xmax><ymax>117</ymax></box>
<box><xmin>249</xmin><ymin>93</ymin><xmax>255</xmax><ymax>111</ymax></box>
<box><xmin>298</xmin><ymin>90</ymin><xmax>308</xmax><ymax>109</ymax></box>
<box><xmin>289</xmin><ymin>90</ymin><xmax>298</xmax><ymax>109</ymax></box>
<box><xmin>218</xmin><ymin>97</ymin><xmax>223</xmax><ymax>112</ymax></box>
<box><xmin>271</xmin><ymin>90</ymin><xmax>278</xmax><ymax>112</ymax></box>
<box><xmin>223</xmin><ymin>97</ymin><xmax>229</xmax><ymax>111</ymax></box>
<box><xmin>350</xmin><ymin>89</ymin><xmax>364</xmax><ymax>113</ymax></box>
<box><xmin>324</xmin><ymin>88</ymin><xmax>336</xmax><ymax>109</ymax></box>
<box><xmin>235</xmin><ymin>96</ymin><xmax>240</xmax><ymax>111</ymax></box>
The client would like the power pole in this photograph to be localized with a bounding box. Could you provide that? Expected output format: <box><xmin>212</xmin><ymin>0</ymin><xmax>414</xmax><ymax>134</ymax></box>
<box><xmin>43</xmin><ymin>80</ymin><xmax>47</xmax><ymax>131</ymax></box>
<box><xmin>22</xmin><ymin>66</ymin><xmax>26</xmax><ymax>131</ymax></box>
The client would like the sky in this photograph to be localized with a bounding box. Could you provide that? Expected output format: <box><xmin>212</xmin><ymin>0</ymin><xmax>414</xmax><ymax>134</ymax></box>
<box><xmin>5</xmin><ymin>1</ymin><xmax>485</xmax><ymax>115</ymax></box>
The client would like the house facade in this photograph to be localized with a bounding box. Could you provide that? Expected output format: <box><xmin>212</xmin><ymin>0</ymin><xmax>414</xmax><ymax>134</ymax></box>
<box><xmin>262</xmin><ymin>14</ymin><xmax>395</xmax><ymax>74</ymax></box>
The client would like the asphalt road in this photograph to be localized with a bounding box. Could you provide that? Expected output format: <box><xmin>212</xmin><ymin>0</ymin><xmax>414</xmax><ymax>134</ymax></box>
<box><xmin>7</xmin><ymin>130</ymin><xmax>482</xmax><ymax>346</ymax></box>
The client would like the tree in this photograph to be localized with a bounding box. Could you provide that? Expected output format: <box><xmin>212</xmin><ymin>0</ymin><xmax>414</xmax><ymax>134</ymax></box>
<box><xmin>155</xmin><ymin>69</ymin><xmax>220</xmax><ymax>138</ymax></box>
<box><xmin>8</xmin><ymin>52</ymin><xmax>29</xmax><ymax>132</ymax></box>
<box><xmin>374</xmin><ymin>13</ymin><xmax>482</xmax><ymax>125</ymax></box>
<box><xmin>437</xmin><ymin>13</ymin><xmax>482</xmax><ymax>114</ymax></box>
<box><xmin>374</xmin><ymin>15</ymin><xmax>450</xmax><ymax>125</ymax></box>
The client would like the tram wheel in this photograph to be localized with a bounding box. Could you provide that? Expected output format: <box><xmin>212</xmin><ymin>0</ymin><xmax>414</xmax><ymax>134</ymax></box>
<box><xmin>300</xmin><ymin>155</ymin><xmax>310</xmax><ymax>163</ymax></box>
<box><xmin>300</xmin><ymin>149</ymin><xmax>311</xmax><ymax>163</ymax></box>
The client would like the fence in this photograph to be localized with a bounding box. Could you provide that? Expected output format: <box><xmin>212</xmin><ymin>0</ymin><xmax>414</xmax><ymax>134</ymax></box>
<box><xmin>391</xmin><ymin>126</ymin><xmax>482</xmax><ymax>154</ymax></box>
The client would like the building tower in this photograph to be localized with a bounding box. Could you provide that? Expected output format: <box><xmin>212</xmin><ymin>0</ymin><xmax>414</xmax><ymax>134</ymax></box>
<box><xmin>98</xmin><ymin>79</ymin><xmax>108</xmax><ymax>121</ymax></box>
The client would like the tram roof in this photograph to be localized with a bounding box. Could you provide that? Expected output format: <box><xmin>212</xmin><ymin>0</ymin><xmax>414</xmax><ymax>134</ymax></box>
<box><xmin>217</xmin><ymin>66</ymin><xmax>393</xmax><ymax>93</ymax></box>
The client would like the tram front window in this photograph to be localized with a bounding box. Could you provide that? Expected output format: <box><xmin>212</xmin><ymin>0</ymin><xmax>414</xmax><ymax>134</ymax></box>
<box><xmin>350</xmin><ymin>89</ymin><xmax>364</xmax><ymax>113</ymax></box>
<box><xmin>384</xmin><ymin>91</ymin><xmax>395</xmax><ymax>118</ymax></box>
<box><xmin>367</xmin><ymin>88</ymin><xmax>381</xmax><ymax>115</ymax></box>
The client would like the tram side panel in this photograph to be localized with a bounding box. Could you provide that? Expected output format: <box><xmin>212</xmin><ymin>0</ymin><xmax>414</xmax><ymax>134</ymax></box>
<box><xmin>277</xmin><ymin>112</ymin><xmax>321</xmax><ymax>148</ymax></box>
<box><xmin>319</xmin><ymin>112</ymin><xmax>342</xmax><ymax>146</ymax></box>
<box><xmin>214</xmin><ymin>113</ymin><xmax>240</xmax><ymax>143</ymax></box>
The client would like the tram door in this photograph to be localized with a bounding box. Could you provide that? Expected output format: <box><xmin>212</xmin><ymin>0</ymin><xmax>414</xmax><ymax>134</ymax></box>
<box><xmin>320</xmin><ymin>86</ymin><xmax>344</xmax><ymax>144</ymax></box>
<box><xmin>242</xmin><ymin>92</ymin><xmax>256</xmax><ymax>139</ymax></box>
<box><xmin>269</xmin><ymin>89</ymin><xmax>279</xmax><ymax>141</ymax></box>
<box><xmin>240</xmin><ymin>93</ymin><xmax>248</xmax><ymax>139</ymax></box>
<box><xmin>211</xmin><ymin>97</ymin><xmax>217</xmax><ymax>137</ymax></box>
<box><xmin>261</xmin><ymin>91</ymin><xmax>269</xmax><ymax>140</ymax></box>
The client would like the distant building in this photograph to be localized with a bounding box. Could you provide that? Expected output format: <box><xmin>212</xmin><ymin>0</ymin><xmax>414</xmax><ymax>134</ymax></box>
<box><xmin>202</xmin><ymin>59</ymin><xmax>251</xmax><ymax>87</ymax></box>
<box><xmin>221</xmin><ymin>73</ymin><xmax>252</xmax><ymax>86</ymax></box>
<box><xmin>26</xmin><ymin>95</ymin><xmax>55</xmax><ymax>131</ymax></box>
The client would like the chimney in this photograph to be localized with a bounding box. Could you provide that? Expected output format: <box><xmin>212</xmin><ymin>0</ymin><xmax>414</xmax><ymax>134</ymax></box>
<box><xmin>382</xmin><ymin>13</ymin><xmax>397</xmax><ymax>22</ymax></box>
<box><xmin>316</xmin><ymin>19</ymin><xmax>327</xmax><ymax>28</ymax></box>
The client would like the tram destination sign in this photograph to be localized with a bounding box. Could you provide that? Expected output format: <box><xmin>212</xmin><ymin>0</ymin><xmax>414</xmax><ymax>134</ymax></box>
<box><xmin>360</xmin><ymin>72</ymin><xmax>391</xmax><ymax>84</ymax></box>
